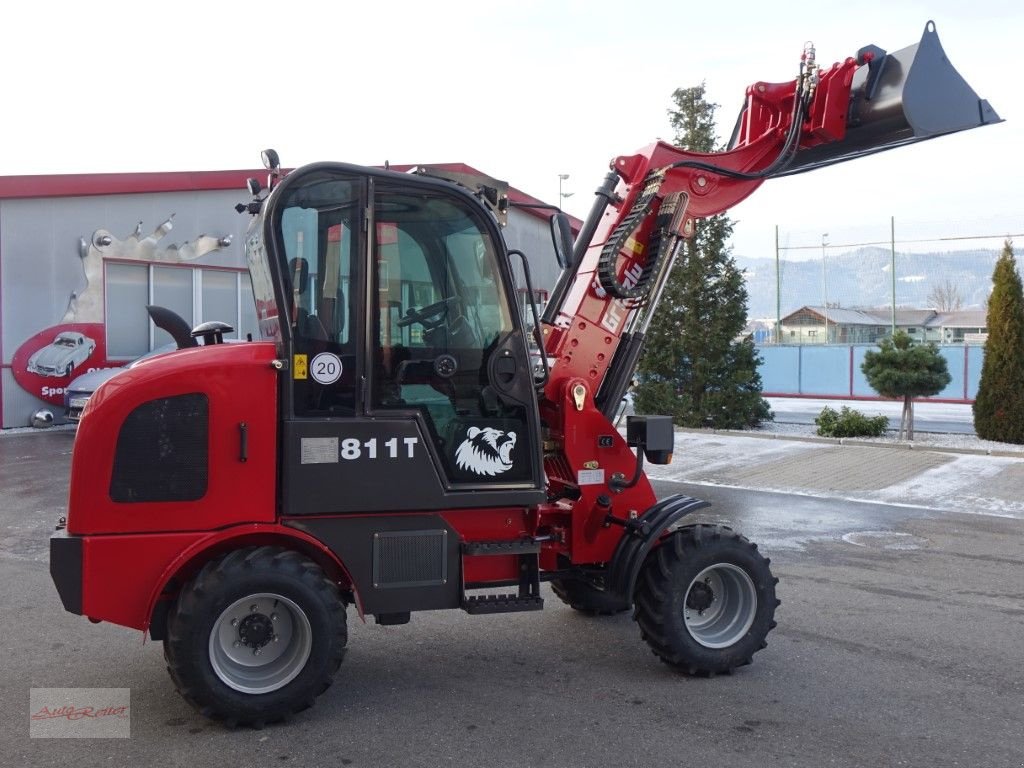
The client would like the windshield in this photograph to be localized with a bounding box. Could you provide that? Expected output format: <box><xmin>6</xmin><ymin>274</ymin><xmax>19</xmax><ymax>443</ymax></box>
<box><xmin>245</xmin><ymin>220</ymin><xmax>282</xmax><ymax>342</ymax></box>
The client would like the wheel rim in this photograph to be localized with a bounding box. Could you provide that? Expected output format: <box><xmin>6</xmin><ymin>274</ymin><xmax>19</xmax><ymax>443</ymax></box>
<box><xmin>682</xmin><ymin>564</ymin><xmax>757</xmax><ymax>649</ymax></box>
<box><xmin>209</xmin><ymin>593</ymin><xmax>312</xmax><ymax>694</ymax></box>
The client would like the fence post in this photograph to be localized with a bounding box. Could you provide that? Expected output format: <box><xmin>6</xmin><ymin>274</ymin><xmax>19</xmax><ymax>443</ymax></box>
<box><xmin>849</xmin><ymin>345</ymin><xmax>854</xmax><ymax>396</ymax></box>
<box><xmin>797</xmin><ymin>346</ymin><xmax>803</xmax><ymax>394</ymax></box>
<box><xmin>963</xmin><ymin>344</ymin><xmax>969</xmax><ymax>401</ymax></box>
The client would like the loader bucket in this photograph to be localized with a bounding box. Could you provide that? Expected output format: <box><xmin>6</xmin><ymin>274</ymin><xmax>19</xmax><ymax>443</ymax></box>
<box><xmin>781</xmin><ymin>21</ymin><xmax>1001</xmax><ymax>175</ymax></box>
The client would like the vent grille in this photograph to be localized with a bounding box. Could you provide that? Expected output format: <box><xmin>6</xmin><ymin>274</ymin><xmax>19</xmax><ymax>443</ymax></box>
<box><xmin>373</xmin><ymin>530</ymin><xmax>448</xmax><ymax>588</ymax></box>
<box><xmin>544</xmin><ymin>454</ymin><xmax>574</xmax><ymax>485</ymax></box>
<box><xmin>110</xmin><ymin>393</ymin><xmax>209</xmax><ymax>503</ymax></box>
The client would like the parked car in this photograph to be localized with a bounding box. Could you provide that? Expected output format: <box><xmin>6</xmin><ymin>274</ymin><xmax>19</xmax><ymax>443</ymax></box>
<box><xmin>27</xmin><ymin>331</ymin><xmax>96</xmax><ymax>377</ymax></box>
<box><xmin>64</xmin><ymin>344</ymin><xmax>175</xmax><ymax>421</ymax></box>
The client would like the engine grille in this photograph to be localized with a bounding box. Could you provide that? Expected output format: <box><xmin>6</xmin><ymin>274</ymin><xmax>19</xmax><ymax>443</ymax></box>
<box><xmin>109</xmin><ymin>393</ymin><xmax>209</xmax><ymax>503</ymax></box>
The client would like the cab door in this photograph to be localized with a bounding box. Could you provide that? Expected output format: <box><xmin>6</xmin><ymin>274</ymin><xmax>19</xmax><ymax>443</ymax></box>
<box><xmin>370</xmin><ymin>182</ymin><xmax>542</xmax><ymax>490</ymax></box>
<box><xmin>271</xmin><ymin>166</ymin><xmax>543</xmax><ymax>515</ymax></box>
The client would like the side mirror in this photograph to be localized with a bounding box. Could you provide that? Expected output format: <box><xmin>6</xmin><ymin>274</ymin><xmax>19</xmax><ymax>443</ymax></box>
<box><xmin>549</xmin><ymin>213</ymin><xmax>574</xmax><ymax>270</ymax></box>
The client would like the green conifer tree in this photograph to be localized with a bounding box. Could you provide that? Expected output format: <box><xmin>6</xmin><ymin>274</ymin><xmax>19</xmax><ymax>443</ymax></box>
<box><xmin>634</xmin><ymin>83</ymin><xmax>771</xmax><ymax>429</ymax></box>
<box><xmin>973</xmin><ymin>240</ymin><xmax>1024</xmax><ymax>443</ymax></box>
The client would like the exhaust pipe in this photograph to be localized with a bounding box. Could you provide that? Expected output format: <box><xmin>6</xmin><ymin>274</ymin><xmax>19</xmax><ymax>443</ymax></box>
<box><xmin>780</xmin><ymin>21</ymin><xmax>1001</xmax><ymax>175</ymax></box>
<box><xmin>146</xmin><ymin>305</ymin><xmax>198</xmax><ymax>349</ymax></box>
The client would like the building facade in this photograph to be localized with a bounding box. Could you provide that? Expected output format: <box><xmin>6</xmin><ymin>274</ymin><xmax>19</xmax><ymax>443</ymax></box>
<box><xmin>0</xmin><ymin>166</ymin><xmax>569</xmax><ymax>428</ymax></box>
<box><xmin>778</xmin><ymin>306</ymin><xmax>988</xmax><ymax>345</ymax></box>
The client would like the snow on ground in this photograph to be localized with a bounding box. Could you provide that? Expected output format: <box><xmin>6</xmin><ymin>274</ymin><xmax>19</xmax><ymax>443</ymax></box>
<box><xmin>751</xmin><ymin>420</ymin><xmax>1024</xmax><ymax>455</ymax></box>
<box><xmin>644</xmin><ymin>420</ymin><xmax>1024</xmax><ymax>519</ymax></box>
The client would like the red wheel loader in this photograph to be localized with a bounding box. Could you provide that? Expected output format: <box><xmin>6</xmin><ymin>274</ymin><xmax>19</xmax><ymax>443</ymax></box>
<box><xmin>50</xmin><ymin>22</ymin><xmax>999</xmax><ymax>725</ymax></box>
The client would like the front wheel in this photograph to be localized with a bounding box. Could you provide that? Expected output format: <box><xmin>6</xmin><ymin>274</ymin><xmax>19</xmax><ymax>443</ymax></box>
<box><xmin>164</xmin><ymin>546</ymin><xmax>347</xmax><ymax>726</ymax></box>
<box><xmin>633</xmin><ymin>524</ymin><xmax>778</xmax><ymax>675</ymax></box>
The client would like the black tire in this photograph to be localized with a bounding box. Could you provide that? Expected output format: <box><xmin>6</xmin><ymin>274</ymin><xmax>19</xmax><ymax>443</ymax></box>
<box><xmin>164</xmin><ymin>546</ymin><xmax>347</xmax><ymax>727</ymax></box>
<box><xmin>633</xmin><ymin>524</ymin><xmax>778</xmax><ymax>675</ymax></box>
<box><xmin>550</xmin><ymin>577</ymin><xmax>630</xmax><ymax>616</ymax></box>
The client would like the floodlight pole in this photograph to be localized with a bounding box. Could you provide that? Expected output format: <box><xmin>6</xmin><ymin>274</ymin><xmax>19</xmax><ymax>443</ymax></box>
<box><xmin>775</xmin><ymin>225</ymin><xmax>781</xmax><ymax>344</ymax></box>
<box><xmin>558</xmin><ymin>174</ymin><xmax>571</xmax><ymax>209</ymax></box>
<box><xmin>891</xmin><ymin>216</ymin><xmax>897</xmax><ymax>337</ymax></box>
<box><xmin>821</xmin><ymin>233</ymin><xmax>829</xmax><ymax>344</ymax></box>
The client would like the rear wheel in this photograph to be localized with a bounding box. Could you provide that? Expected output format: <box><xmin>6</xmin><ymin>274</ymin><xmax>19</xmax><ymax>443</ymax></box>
<box><xmin>633</xmin><ymin>524</ymin><xmax>778</xmax><ymax>674</ymax></box>
<box><xmin>164</xmin><ymin>546</ymin><xmax>347</xmax><ymax>726</ymax></box>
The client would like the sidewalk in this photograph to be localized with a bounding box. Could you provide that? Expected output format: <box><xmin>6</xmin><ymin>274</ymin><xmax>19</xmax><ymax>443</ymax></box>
<box><xmin>647</xmin><ymin>429</ymin><xmax>1024</xmax><ymax>519</ymax></box>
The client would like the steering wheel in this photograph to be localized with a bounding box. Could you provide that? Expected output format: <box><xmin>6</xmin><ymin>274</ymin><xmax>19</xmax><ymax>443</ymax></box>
<box><xmin>397</xmin><ymin>297</ymin><xmax>459</xmax><ymax>330</ymax></box>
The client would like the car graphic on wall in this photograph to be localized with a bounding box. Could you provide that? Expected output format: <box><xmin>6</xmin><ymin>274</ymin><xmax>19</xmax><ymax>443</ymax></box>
<box><xmin>27</xmin><ymin>331</ymin><xmax>97</xmax><ymax>377</ymax></box>
<box><xmin>63</xmin><ymin>343</ymin><xmax>177</xmax><ymax>421</ymax></box>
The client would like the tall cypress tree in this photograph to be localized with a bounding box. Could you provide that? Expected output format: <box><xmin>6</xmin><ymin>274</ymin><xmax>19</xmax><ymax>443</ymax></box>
<box><xmin>634</xmin><ymin>84</ymin><xmax>771</xmax><ymax>429</ymax></box>
<box><xmin>974</xmin><ymin>240</ymin><xmax>1024</xmax><ymax>442</ymax></box>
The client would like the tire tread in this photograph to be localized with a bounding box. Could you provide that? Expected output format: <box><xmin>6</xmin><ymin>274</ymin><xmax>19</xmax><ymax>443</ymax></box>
<box><xmin>163</xmin><ymin>546</ymin><xmax>346</xmax><ymax>727</ymax></box>
<box><xmin>632</xmin><ymin>524</ymin><xmax>778</xmax><ymax>676</ymax></box>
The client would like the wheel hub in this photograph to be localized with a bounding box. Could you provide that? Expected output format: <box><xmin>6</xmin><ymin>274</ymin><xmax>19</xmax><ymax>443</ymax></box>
<box><xmin>210</xmin><ymin>593</ymin><xmax>312</xmax><ymax>694</ymax></box>
<box><xmin>238</xmin><ymin>613</ymin><xmax>274</xmax><ymax>649</ymax></box>
<box><xmin>683</xmin><ymin>564</ymin><xmax>758</xmax><ymax>649</ymax></box>
<box><xmin>686</xmin><ymin>580</ymin><xmax>715</xmax><ymax>613</ymax></box>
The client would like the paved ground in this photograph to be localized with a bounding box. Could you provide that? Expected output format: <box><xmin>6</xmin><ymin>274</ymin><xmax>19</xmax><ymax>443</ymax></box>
<box><xmin>649</xmin><ymin>430</ymin><xmax>1024</xmax><ymax>519</ymax></box>
<box><xmin>2</xmin><ymin>428</ymin><xmax>1023</xmax><ymax>767</ymax></box>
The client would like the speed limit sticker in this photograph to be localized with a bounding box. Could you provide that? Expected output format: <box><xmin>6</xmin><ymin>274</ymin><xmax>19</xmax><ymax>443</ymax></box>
<box><xmin>309</xmin><ymin>352</ymin><xmax>343</xmax><ymax>385</ymax></box>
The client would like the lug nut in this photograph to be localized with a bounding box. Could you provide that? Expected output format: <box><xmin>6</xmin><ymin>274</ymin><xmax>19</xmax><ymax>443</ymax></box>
<box><xmin>233</xmin><ymin>641</ymin><xmax>241</xmax><ymax>648</ymax></box>
<box><xmin>271</xmin><ymin>613</ymin><xmax>278</xmax><ymax>622</ymax></box>
<box><xmin>230</xmin><ymin>618</ymin><xmax>238</xmax><ymax>627</ymax></box>
<box><xmin>250</xmin><ymin>604</ymin><xmax>258</xmax><ymax>612</ymax></box>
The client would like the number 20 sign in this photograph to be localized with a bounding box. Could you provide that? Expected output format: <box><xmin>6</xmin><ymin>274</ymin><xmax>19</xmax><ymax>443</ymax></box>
<box><xmin>309</xmin><ymin>353</ymin><xmax>342</xmax><ymax>385</ymax></box>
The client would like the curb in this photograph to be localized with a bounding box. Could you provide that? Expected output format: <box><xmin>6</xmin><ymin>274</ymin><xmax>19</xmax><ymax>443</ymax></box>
<box><xmin>0</xmin><ymin>424</ymin><xmax>76</xmax><ymax>438</ymax></box>
<box><xmin>674</xmin><ymin>427</ymin><xmax>1024</xmax><ymax>459</ymax></box>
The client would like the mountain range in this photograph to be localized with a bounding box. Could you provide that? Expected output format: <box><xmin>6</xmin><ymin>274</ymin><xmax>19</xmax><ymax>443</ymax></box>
<box><xmin>736</xmin><ymin>246</ymin><xmax>1002</xmax><ymax>320</ymax></box>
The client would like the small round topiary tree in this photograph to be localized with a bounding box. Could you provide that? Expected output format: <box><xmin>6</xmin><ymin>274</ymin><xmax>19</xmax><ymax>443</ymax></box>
<box><xmin>974</xmin><ymin>240</ymin><xmax>1024</xmax><ymax>443</ymax></box>
<box><xmin>861</xmin><ymin>331</ymin><xmax>951</xmax><ymax>440</ymax></box>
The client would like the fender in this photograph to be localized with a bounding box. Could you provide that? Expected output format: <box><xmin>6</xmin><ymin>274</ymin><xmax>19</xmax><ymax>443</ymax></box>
<box><xmin>145</xmin><ymin>523</ymin><xmax>363</xmax><ymax>640</ymax></box>
<box><xmin>606</xmin><ymin>494</ymin><xmax>709</xmax><ymax>602</ymax></box>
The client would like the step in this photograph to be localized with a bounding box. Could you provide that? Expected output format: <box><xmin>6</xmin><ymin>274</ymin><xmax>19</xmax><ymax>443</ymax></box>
<box><xmin>461</xmin><ymin>594</ymin><xmax>544</xmax><ymax>615</ymax></box>
<box><xmin>461</xmin><ymin>539</ymin><xmax>541</xmax><ymax>556</ymax></box>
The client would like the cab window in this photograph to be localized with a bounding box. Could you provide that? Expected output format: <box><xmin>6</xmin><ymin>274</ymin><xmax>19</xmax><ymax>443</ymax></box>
<box><xmin>276</xmin><ymin>173</ymin><xmax>360</xmax><ymax>416</ymax></box>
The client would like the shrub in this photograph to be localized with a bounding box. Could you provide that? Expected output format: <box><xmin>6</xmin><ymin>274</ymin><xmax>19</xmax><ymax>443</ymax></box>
<box><xmin>815</xmin><ymin>406</ymin><xmax>889</xmax><ymax>438</ymax></box>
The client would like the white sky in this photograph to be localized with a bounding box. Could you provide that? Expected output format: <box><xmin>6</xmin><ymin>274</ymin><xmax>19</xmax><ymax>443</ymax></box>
<box><xmin>4</xmin><ymin>0</ymin><xmax>1021</xmax><ymax>260</ymax></box>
